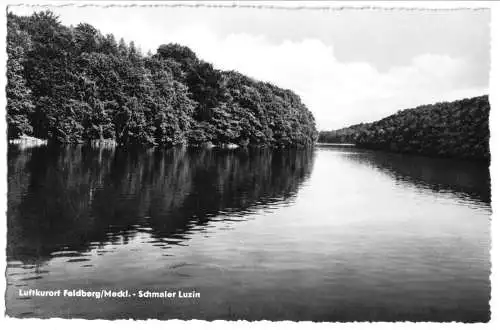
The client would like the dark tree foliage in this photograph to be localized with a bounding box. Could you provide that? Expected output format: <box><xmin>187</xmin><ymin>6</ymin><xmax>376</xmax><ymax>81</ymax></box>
<box><xmin>318</xmin><ymin>96</ymin><xmax>490</xmax><ymax>160</ymax></box>
<box><xmin>6</xmin><ymin>11</ymin><xmax>317</xmax><ymax>147</ymax></box>
<box><xmin>6</xmin><ymin>14</ymin><xmax>34</xmax><ymax>138</ymax></box>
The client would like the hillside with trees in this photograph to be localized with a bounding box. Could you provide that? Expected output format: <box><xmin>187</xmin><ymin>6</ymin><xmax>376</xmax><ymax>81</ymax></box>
<box><xmin>6</xmin><ymin>11</ymin><xmax>317</xmax><ymax>147</ymax></box>
<box><xmin>318</xmin><ymin>96</ymin><xmax>490</xmax><ymax>160</ymax></box>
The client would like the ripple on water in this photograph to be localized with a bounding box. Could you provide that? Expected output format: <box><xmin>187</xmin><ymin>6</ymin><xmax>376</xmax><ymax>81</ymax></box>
<box><xmin>162</xmin><ymin>239</ymin><xmax>185</xmax><ymax>245</ymax></box>
<box><xmin>20</xmin><ymin>275</ymin><xmax>43</xmax><ymax>281</ymax></box>
<box><xmin>8</xmin><ymin>272</ymin><xmax>25</xmax><ymax>276</ymax></box>
<box><xmin>7</xmin><ymin>261</ymin><xmax>23</xmax><ymax>268</ymax></box>
<box><xmin>21</xmin><ymin>265</ymin><xmax>37</xmax><ymax>270</ymax></box>
<box><xmin>50</xmin><ymin>251</ymin><xmax>85</xmax><ymax>258</ymax></box>
<box><xmin>18</xmin><ymin>312</ymin><xmax>35</xmax><ymax>317</ymax></box>
<box><xmin>168</xmin><ymin>262</ymin><xmax>191</xmax><ymax>269</ymax></box>
<box><xmin>66</xmin><ymin>258</ymin><xmax>92</xmax><ymax>263</ymax></box>
<box><xmin>170</xmin><ymin>233</ymin><xmax>187</xmax><ymax>239</ymax></box>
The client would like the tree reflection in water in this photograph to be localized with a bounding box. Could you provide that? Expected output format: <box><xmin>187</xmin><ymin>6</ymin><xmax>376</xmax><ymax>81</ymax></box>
<box><xmin>331</xmin><ymin>146</ymin><xmax>491</xmax><ymax>207</ymax></box>
<box><xmin>7</xmin><ymin>145</ymin><xmax>315</xmax><ymax>265</ymax></box>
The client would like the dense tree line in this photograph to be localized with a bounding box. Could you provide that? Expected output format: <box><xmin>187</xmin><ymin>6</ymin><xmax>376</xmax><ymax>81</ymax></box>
<box><xmin>6</xmin><ymin>11</ymin><xmax>317</xmax><ymax>147</ymax></box>
<box><xmin>319</xmin><ymin>95</ymin><xmax>490</xmax><ymax>160</ymax></box>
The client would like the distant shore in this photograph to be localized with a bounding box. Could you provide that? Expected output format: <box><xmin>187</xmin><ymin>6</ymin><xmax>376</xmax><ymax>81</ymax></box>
<box><xmin>318</xmin><ymin>95</ymin><xmax>489</xmax><ymax>161</ymax></box>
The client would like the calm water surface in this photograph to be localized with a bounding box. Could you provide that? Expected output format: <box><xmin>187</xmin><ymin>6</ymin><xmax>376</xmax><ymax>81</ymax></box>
<box><xmin>6</xmin><ymin>145</ymin><xmax>491</xmax><ymax>321</ymax></box>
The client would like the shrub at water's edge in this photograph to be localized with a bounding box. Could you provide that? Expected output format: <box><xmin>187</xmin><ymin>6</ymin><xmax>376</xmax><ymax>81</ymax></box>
<box><xmin>318</xmin><ymin>95</ymin><xmax>490</xmax><ymax>160</ymax></box>
<box><xmin>6</xmin><ymin>11</ymin><xmax>317</xmax><ymax>148</ymax></box>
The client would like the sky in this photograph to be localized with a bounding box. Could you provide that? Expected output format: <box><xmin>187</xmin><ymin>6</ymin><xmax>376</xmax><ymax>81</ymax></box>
<box><xmin>9</xmin><ymin>4</ymin><xmax>491</xmax><ymax>130</ymax></box>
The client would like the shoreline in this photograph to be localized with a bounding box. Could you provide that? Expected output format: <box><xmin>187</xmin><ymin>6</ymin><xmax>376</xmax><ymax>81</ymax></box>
<box><xmin>8</xmin><ymin>136</ymin><xmax>317</xmax><ymax>150</ymax></box>
<box><xmin>315</xmin><ymin>142</ymin><xmax>356</xmax><ymax>147</ymax></box>
<box><xmin>8</xmin><ymin>136</ymin><xmax>490</xmax><ymax>161</ymax></box>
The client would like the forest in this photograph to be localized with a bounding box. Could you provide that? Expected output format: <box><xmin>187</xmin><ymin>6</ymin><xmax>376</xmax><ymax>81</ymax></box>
<box><xmin>7</xmin><ymin>11</ymin><xmax>317</xmax><ymax>147</ymax></box>
<box><xmin>318</xmin><ymin>95</ymin><xmax>490</xmax><ymax>160</ymax></box>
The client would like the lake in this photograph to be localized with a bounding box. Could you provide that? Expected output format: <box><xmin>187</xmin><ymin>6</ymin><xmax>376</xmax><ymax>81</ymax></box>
<box><xmin>6</xmin><ymin>144</ymin><xmax>491</xmax><ymax>321</ymax></box>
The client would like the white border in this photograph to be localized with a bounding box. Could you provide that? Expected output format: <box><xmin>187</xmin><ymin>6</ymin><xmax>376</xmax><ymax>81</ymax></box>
<box><xmin>0</xmin><ymin>1</ymin><xmax>497</xmax><ymax>329</ymax></box>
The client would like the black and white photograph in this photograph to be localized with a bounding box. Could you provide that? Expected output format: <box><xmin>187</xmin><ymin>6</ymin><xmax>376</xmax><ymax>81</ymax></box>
<box><xmin>2</xmin><ymin>0</ymin><xmax>496</xmax><ymax>324</ymax></box>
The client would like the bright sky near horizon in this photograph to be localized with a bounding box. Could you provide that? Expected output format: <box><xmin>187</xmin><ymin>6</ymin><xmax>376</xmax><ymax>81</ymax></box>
<box><xmin>9</xmin><ymin>4</ymin><xmax>490</xmax><ymax>130</ymax></box>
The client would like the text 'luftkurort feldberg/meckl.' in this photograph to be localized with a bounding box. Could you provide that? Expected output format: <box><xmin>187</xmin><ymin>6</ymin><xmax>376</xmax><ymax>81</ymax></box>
<box><xmin>18</xmin><ymin>288</ymin><xmax>201</xmax><ymax>299</ymax></box>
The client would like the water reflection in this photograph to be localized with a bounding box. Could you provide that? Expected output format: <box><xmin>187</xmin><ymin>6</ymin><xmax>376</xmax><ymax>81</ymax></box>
<box><xmin>6</xmin><ymin>145</ymin><xmax>491</xmax><ymax>321</ymax></box>
<box><xmin>319</xmin><ymin>145</ymin><xmax>491</xmax><ymax>208</ymax></box>
<box><xmin>7</xmin><ymin>145</ymin><xmax>315</xmax><ymax>265</ymax></box>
